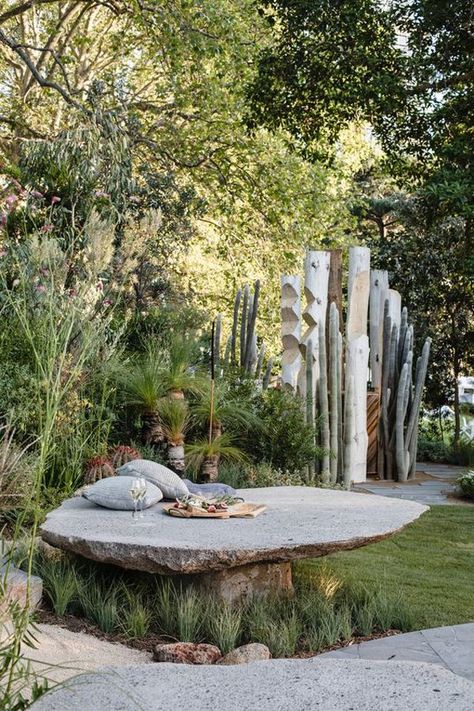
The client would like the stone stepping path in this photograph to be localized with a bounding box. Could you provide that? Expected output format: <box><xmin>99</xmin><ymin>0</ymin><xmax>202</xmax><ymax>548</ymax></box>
<box><xmin>22</xmin><ymin>623</ymin><xmax>150</xmax><ymax>685</ymax></box>
<box><xmin>319</xmin><ymin>623</ymin><xmax>474</xmax><ymax>681</ymax></box>
<box><xmin>354</xmin><ymin>462</ymin><xmax>467</xmax><ymax>505</ymax></box>
<box><xmin>30</xmin><ymin>657</ymin><xmax>474</xmax><ymax>710</ymax></box>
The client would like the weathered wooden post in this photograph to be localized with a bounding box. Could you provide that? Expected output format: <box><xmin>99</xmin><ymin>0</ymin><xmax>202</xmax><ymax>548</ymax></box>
<box><xmin>346</xmin><ymin>247</ymin><xmax>370</xmax><ymax>483</ymax></box>
<box><xmin>369</xmin><ymin>270</ymin><xmax>389</xmax><ymax>390</ymax></box>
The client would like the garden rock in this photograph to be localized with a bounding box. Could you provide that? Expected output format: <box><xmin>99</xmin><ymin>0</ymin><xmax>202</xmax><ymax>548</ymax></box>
<box><xmin>0</xmin><ymin>565</ymin><xmax>43</xmax><ymax>612</ymax></box>
<box><xmin>218</xmin><ymin>643</ymin><xmax>271</xmax><ymax>665</ymax></box>
<box><xmin>153</xmin><ymin>642</ymin><xmax>221</xmax><ymax>665</ymax></box>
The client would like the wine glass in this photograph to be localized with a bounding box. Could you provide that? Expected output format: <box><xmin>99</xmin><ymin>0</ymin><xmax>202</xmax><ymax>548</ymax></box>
<box><xmin>138</xmin><ymin>477</ymin><xmax>147</xmax><ymax>518</ymax></box>
<box><xmin>129</xmin><ymin>479</ymin><xmax>141</xmax><ymax>521</ymax></box>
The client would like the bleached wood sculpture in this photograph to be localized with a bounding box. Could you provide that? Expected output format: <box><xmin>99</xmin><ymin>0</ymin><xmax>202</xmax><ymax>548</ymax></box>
<box><xmin>346</xmin><ymin>247</ymin><xmax>370</xmax><ymax>483</ymax></box>
<box><xmin>369</xmin><ymin>270</ymin><xmax>389</xmax><ymax>390</ymax></box>
<box><xmin>388</xmin><ymin>289</ymin><xmax>402</xmax><ymax>332</ymax></box>
<box><xmin>301</xmin><ymin>250</ymin><xmax>330</xmax><ymax>405</ymax></box>
<box><xmin>346</xmin><ymin>334</ymin><xmax>370</xmax><ymax>482</ymax></box>
<box><xmin>279</xmin><ymin>245</ymin><xmax>430</xmax><ymax>485</ymax></box>
<box><xmin>281</xmin><ymin>275</ymin><xmax>302</xmax><ymax>393</ymax></box>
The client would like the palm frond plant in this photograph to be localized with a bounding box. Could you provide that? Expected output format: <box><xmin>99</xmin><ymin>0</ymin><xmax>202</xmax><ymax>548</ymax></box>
<box><xmin>120</xmin><ymin>349</ymin><xmax>167</xmax><ymax>445</ymax></box>
<box><xmin>191</xmin><ymin>379</ymin><xmax>260</xmax><ymax>439</ymax></box>
<box><xmin>158</xmin><ymin>398</ymin><xmax>190</xmax><ymax>475</ymax></box>
<box><xmin>159</xmin><ymin>336</ymin><xmax>204</xmax><ymax>400</ymax></box>
<box><xmin>186</xmin><ymin>433</ymin><xmax>247</xmax><ymax>482</ymax></box>
<box><xmin>120</xmin><ymin>338</ymin><xmax>202</xmax><ymax>445</ymax></box>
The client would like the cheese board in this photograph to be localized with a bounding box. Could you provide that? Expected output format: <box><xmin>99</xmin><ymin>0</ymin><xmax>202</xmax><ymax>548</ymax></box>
<box><xmin>163</xmin><ymin>502</ymin><xmax>267</xmax><ymax>519</ymax></box>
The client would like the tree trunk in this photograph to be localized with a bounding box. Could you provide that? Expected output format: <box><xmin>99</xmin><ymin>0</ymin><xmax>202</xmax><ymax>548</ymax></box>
<box><xmin>453</xmin><ymin>352</ymin><xmax>461</xmax><ymax>446</ymax></box>
<box><xmin>211</xmin><ymin>421</ymin><xmax>222</xmax><ymax>440</ymax></box>
<box><xmin>169</xmin><ymin>389</ymin><xmax>185</xmax><ymax>400</ymax></box>
<box><xmin>168</xmin><ymin>443</ymin><xmax>185</xmax><ymax>476</ymax></box>
<box><xmin>142</xmin><ymin>411</ymin><xmax>165</xmax><ymax>445</ymax></box>
<box><xmin>200</xmin><ymin>455</ymin><xmax>219</xmax><ymax>482</ymax></box>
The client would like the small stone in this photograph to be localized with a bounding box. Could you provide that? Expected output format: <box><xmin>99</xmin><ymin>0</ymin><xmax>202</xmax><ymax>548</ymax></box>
<box><xmin>218</xmin><ymin>643</ymin><xmax>271</xmax><ymax>665</ymax></box>
<box><xmin>153</xmin><ymin>642</ymin><xmax>221</xmax><ymax>665</ymax></box>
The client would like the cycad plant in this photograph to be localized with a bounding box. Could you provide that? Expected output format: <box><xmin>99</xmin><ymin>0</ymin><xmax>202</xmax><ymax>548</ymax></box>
<box><xmin>158</xmin><ymin>398</ymin><xmax>190</xmax><ymax>474</ymax></box>
<box><xmin>186</xmin><ymin>432</ymin><xmax>246</xmax><ymax>482</ymax></box>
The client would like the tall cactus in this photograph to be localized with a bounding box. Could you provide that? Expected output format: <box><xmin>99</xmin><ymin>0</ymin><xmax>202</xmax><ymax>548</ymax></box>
<box><xmin>318</xmin><ymin>320</ymin><xmax>330</xmax><ymax>482</ymax></box>
<box><xmin>337</xmin><ymin>330</ymin><xmax>344</xmax><ymax>483</ymax></box>
<box><xmin>214</xmin><ymin>313</ymin><xmax>222</xmax><ymax>376</ymax></box>
<box><xmin>230</xmin><ymin>288</ymin><xmax>242</xmax><ymax>365</ymax></box>
<box><xmin>218</xmin><ymin>280</ymin><xmax>271</xmax><ymax>383</ymax></box>
<box><xmin>343</xmin><ymin>375</ymin><xmax>355</xmax><ymax>488</ymax></box>
<box><xmin>240</xmin><ymin>284</ymin><xmax>250</xmax><ymax>367</ymax></box>
<box><xmin>262</xmin><ymin>357</ymin><xmax>273</xmax><ymax>390</ymax></box>
<box><xmin>378</xmin><ymin>294</ymin><xmax>431</xmax><ymax>482</ymax></box>
<box><xmin>244</xmin><ymin>279</ymin><xmax>260</xmax><ymax>371</ymax></box>
<box><xmin>305</xmin><ymin>338</ymin><xmax>315</xmax><ymax>482</ymax></box>
<box><xmin>329</xmin><ymin>303</ymin><xmax>339</xmax><ymax>484</ymax></box>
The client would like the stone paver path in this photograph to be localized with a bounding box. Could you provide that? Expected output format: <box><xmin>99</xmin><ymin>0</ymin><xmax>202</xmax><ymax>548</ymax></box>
<box><xmin>319</xmin><ymin>623</ymin><xmax>474</xmax><ymax>681</ymax></box>
<box><xmin>354</xmin><ymin>462</ymin><xmax>466</xmax><ymax>505</ymax></box>
<box><xmin>31</xmin><ymin>658</ymin><xmax>474</xmax><ymax>710</ymax></box>
<box><xmin>23</xmin><ymin>623</ymin><xmax>150</xmax><ymax>685</ymax></box>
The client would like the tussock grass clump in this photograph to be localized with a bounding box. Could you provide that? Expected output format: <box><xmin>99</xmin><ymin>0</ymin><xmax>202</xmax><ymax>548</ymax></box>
<box><xmin>37</xmin><ymin>557</ymin><xmax>78</xmax><ymax>616</ymax></box>
<box><xmin>205</xmin><ymin>601</ymin><xmax>243</xmax><ymax>654</ymax></box>
<box><xmin>33</xmin><ymin>550</ymin><xmax>415</xmax><ymax>655</ymax></box>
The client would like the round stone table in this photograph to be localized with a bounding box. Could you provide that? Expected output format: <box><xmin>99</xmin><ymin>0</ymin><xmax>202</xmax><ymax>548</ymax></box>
<box><xmin>40</xmin><ymin>486</ymin><xmax>427</xmax><ymax>602</ymax></box>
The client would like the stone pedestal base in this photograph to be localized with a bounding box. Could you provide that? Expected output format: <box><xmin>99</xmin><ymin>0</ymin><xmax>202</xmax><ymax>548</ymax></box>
<box><xmin>195</xmin><ymin>562</ymin><xmax>293</xmax><ymax>604</ymax></box>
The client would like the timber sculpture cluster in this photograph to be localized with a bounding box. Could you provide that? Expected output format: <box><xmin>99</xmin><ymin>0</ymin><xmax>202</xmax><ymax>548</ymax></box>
<box><xmin>281</xmin><ymin>247</ymin><xmax>431</xmax><ymax>484</ymax></box>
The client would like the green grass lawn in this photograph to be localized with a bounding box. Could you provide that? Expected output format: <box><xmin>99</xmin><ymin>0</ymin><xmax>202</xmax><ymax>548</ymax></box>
<box><xmin>300</xmin><ymin>505</ymin><xmax>474</xmax><ymax>630</ymax></box>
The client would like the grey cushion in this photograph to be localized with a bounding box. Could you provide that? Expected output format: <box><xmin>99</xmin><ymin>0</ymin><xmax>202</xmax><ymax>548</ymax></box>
<box><xmin>83</xmin><ymin>476</ymin><xmax>163</xmax><ymax>510</ymax></box>
<box><xmin>117</xmin><ymin>460</ymin><xmax>189</xmax><ymax>500</ymax></box>
<box><xmin>183</xmin><ymin>480</ymin><xmax>238</xmax><ymax>498</ymax></box>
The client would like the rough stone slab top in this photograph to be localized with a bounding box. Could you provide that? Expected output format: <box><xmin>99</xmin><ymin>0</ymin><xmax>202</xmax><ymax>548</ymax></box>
<box><xmin>31</xmin><ymin>658</ymin><xmax>474</xmax><ymax>711</ymax></box>
<box><xmin>40</xmin><ymin>486</ymin><xmax>427</xmax><ymax>574</ymax></box>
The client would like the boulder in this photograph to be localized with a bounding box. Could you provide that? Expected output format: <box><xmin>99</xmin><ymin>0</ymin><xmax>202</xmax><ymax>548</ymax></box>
<box><xmin>153</xmin><ymin>642</ymin><xmax>221</xmax><ymax>665</ymax></box>
<box><xmin>218</xmin><ymin>643</ymin><xmax>271</xmax><ymax>665</ymax></box>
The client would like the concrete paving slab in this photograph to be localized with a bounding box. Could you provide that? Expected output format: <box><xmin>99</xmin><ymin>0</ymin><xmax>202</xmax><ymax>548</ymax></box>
<box><xmin>31</xmin><ymin>658</ymin><xmax>474</xmax><ymax>711</ymax></box>
<box><xmin>319</xmin><ymin>624</ymin><xmax>474</xmax><ymax>681</ymax></box>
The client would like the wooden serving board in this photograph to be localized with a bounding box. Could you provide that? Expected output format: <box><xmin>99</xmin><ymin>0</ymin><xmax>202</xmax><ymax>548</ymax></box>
<box><xmin>163</xmin><ymin>503</ymin><xmax>267</xmax><ymax>519</ymax></box>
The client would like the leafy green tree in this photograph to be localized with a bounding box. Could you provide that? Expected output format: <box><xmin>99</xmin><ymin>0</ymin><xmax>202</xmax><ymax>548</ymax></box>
<box><xmin>360</xmin><ymin>193</ymin><xmax>474</xmax><ymax>443</ymax></box>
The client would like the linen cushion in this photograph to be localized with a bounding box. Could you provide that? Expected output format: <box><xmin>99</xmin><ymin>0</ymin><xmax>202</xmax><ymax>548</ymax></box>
<box><xmin>183</xmin><ymin>480</ymin><xmax>238</xmax><ymax>498</ymax></box>
<box><xmin>83</xmin><ymin>476</ymin><xmax>163</xmax><ymax>510</ymax></box>
<box><xmin>117</xmin><ymin>459</ymin><xmax>189</xmax><ymax>500</ymax></box>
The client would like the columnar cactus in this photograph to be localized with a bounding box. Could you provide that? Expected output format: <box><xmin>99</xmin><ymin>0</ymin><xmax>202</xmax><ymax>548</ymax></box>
<box><xmin>343</xmin><ymin>375</ymin><xmax>355</xmax><ymax>488</ymax></box>
<box><xmin>378</xmin><ymin>293</ymin><xmax>431</xmax><ymax>482</ymax></box>
<box><xmin>318</xmin><ymin>320</ymin><xmax>330</xmax><ymax>482</ymax></box>
<box><xmin>329</xmin><ymin>303</ymin><xmax>339</xmax><ymax>484</ymax></box>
